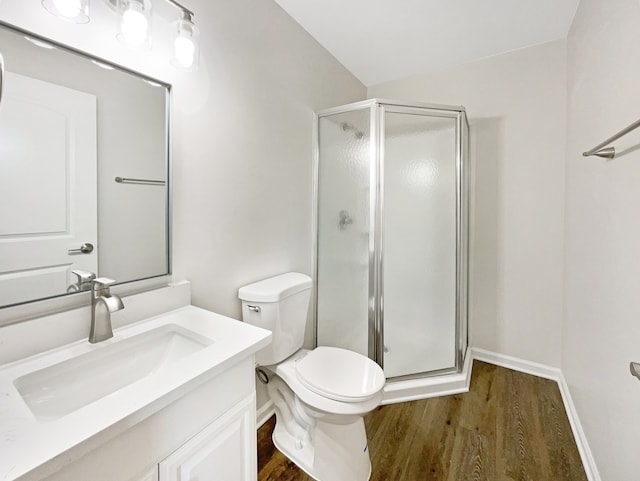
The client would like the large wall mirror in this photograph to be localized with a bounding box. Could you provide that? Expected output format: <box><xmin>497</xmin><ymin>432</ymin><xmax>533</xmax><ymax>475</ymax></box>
<box><xmin>0</xmin><ymin>21</ymin><xmax>170</xmax><ymax>308</ymax></box>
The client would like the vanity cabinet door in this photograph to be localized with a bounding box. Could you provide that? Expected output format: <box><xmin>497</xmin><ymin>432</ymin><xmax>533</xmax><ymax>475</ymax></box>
<box><xmin>159</xmin><ymin>394</ymin><xmax>257</xmax><ymax>481</ymax></box>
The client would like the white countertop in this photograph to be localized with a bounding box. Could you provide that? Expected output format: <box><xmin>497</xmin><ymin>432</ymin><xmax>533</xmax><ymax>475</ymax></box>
<box><xmin>0</xmin><ymin>306</ymin><xmax>271</xmax><ymax>481</ymax></box>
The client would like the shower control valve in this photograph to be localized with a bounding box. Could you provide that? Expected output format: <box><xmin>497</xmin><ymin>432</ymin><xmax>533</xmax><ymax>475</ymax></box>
<box><xmin>338</xmin><ymin>210</ymin><xmax>354</xmax><ymax>230</ymax></box>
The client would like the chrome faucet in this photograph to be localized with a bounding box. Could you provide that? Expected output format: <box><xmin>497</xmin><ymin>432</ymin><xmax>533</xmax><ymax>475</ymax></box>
<box><xmin>89</xmin><ymin>278</ymin><xmax>124</xmax><ymax>344</ymax></box>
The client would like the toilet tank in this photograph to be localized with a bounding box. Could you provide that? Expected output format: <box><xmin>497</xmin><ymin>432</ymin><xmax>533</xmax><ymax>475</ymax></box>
<box><xmin>238</xmin><ymin>272</ymin><xmax>312</xmax><ymax>366</ymax></box>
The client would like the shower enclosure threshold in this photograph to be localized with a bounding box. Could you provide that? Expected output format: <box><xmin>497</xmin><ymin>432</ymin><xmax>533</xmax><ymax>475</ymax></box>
<box><xmin>381</xmin><ymin>348</ymin><xmax>472</xmax><ymax>405</ymax></box>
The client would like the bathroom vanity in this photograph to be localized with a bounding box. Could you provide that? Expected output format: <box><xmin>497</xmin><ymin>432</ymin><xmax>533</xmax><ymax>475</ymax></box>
<box><xmin>0</xmin><ymin>286</ymin><xmax>271</xmax><ymax>481</ymax></box>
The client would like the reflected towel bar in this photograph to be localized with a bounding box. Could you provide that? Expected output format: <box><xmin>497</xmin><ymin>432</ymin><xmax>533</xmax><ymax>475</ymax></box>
<box><xmin>115</xmin><ymin>176</ymin><xmax>166</xmax><ymax>186</ymax></box>
<box><xmin>583</xmin><ymin>118</ymin><xmax>640</xmax><ymax>159</ymax></box>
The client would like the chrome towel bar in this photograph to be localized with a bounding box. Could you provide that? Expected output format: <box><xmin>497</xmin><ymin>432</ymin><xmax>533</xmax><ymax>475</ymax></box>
<box><xmin>583</xmin><ymin>117</ymin><xmax>640</xmax><ymax>159</ymax></box>
<box><xmin>115</xmin><ymin>176</ymin><xmax>166</xmax><ymax>186</ymax></box>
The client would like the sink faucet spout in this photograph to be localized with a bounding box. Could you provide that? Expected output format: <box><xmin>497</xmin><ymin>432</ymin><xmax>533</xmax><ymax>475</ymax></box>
<box><xmin>89</xmin><ymin>278</ymin><xmax>124</xmax><ymax>344</ymax></box>
<box><xmin>101</xmin><ymin>293</ymin><xmax>125</xmax><ymax>313</ymax></box>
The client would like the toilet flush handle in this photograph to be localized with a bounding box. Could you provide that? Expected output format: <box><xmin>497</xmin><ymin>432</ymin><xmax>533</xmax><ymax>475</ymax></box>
<box><xmin>247</xmin><ymin>305</ymin><xmax>261</xmax><ymax>313</ymax></box>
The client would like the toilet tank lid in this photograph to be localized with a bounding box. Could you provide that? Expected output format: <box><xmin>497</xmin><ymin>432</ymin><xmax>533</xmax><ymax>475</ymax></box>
<box><xmin>238</xmin><ymin>272</ymin><xmax>312</xmax><ymax>302</ymax></box>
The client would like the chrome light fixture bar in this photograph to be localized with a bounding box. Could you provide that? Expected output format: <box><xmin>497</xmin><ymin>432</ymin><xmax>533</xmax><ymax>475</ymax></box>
<box><xmin>41</xmin><ymin>0</ymin><xmax>199</xmax><ymax>71</ymax></box>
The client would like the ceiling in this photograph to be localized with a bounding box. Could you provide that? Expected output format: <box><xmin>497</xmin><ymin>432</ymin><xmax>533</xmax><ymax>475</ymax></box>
<box><xmin>273</xmin><ymin>0</ymin><xmax>580</xmax><ymax>86</ymax></box>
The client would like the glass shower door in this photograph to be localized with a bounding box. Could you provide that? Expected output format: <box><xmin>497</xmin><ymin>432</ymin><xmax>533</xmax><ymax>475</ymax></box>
<box><xmin>381</xmin><ymin>107</ymin><xmax>459</xmax><ymax>378</ymax></box>
<box><xmin>316</xmin><ymin>107</ymin><xmax>371</xmax><ymax>357</ymax></box>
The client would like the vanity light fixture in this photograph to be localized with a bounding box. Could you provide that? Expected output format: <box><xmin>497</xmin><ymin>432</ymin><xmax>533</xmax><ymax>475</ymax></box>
<box><xmin>41</xmin><ymin>0</ymin><xmax>90</xmax><ymax>24</ymax></box>
<box><xmin>41</xmin><ymin>0</ymin><xmax>200</xmax><ymax>71</ymax></box>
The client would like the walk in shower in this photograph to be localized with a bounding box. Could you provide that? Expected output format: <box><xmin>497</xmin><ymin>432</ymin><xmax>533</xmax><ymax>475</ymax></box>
<box><xmin>314</xmin><ymin>99</ymin><xmax>469</xmax><ymax>386</ymax></box>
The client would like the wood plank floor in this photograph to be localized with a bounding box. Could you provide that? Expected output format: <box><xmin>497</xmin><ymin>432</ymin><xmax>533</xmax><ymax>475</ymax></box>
<box><xmin>257</xmin><ymin>361</ymin><xmax>588</xmax><ymax>481</ymax></box>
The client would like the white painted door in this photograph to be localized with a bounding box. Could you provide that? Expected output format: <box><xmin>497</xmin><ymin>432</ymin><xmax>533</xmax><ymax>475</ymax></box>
<box><xmin>0</xmin><ymin>72</ymin><xmax>97</xmax><ymax>306</ymax></box>
<box><xmin>159</xmin><ymin>395</ymin><xmax>257</xmax><ymax>481</ymax></box>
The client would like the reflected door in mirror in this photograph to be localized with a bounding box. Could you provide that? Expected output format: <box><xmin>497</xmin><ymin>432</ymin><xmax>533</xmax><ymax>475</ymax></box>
<box><xmin>0</xmin><ymin>72</ymin><xmax>97</xmax><ymax>306</ymax></box>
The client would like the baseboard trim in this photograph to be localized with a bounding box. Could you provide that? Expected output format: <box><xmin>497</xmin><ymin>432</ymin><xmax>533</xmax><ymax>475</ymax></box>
<box><xmin>256</xmin><ymin>400</ymin><xmax>275</xmax><ymax>428</ymax></box>
<box><xmin>470</xmin><ymin>348</ymin><xmax>601</xmax><ymax>481</ymax></box>
<box><xmin>471</xmin><ymin>347</ymin><xmax>562</xmax><ymax>381</ymax></box>
<box><xmin>556</xmin><ymin>372</ymin><xmax>602</xmax><ymax>481</ymax></box>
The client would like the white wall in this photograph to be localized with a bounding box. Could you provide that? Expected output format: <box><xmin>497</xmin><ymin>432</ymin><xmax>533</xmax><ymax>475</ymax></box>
<box><xmin>369</xmin><ymin>41</ymin><xmax>567</xmax><ymax>367</ymax></box>
<box><xmin>564</xmin><ymin>0</ymin><xmax>640</xmax><ymax>478</ymax></box>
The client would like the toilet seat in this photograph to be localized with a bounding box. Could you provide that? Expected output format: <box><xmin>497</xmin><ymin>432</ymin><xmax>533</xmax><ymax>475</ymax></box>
<box><xmin>295</xmin><ymin>346</ymin><xmax>385</xmax><ymax>402</ymax></box>
<box><xmin>271</xmin><ymin>349</ymin><xmax>385</xmax><ymax>416</ymax></box>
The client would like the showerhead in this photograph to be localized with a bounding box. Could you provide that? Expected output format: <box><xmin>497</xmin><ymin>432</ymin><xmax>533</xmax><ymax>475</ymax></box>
<box><xmin>340</xmin><ymin>122</ymin><xmax>364</xmax><ymax>139</ymax></box>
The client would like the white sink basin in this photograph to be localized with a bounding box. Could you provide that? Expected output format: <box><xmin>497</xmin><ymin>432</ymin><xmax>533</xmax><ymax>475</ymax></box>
<box><xmin>14</xmin><ymin>324</ymin><xmax>212</xmax><ymax>421</ymax></box>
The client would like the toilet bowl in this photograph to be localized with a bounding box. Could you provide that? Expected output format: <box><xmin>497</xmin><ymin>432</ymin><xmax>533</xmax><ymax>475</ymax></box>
<box><xmin>239</xmin><ymin>273</ymin><xmax>385</xmax><ymax>481</ymax></box>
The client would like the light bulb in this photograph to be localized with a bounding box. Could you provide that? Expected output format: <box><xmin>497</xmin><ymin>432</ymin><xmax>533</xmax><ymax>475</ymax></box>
<box><xmin>171</xmin><ymin>13</ymin><xmax>199</xmax><ymax>71</ymax></box>
<box><xmin>41</xmin><ymin>0</ymin><xmax>89</xmax><ymax>23</ymax></box>
<box><xmin>52</xmin><ymin>0</ymin><xmax>81</xmax><ymax>18</ymax></box>
<box><xmin>117</xmin><ymin>0</ymin><xmax>151</xmax><ymax>48</ymax></box>
<box><xmin>121</xmin><ymin>8</ymin><xmax>148</xmax><ymax>46</ymax></box>
<box><xmin>174</xmin><ymin>36</ymin><xmax>195</xmax><ymax>69</ymax></box>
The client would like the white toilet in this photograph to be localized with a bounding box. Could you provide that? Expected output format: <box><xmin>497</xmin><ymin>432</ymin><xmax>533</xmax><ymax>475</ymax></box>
<box><xmin>239</xmin><ymin>272</ymin><xmax>385</xmax><ymax>481</ymax></box>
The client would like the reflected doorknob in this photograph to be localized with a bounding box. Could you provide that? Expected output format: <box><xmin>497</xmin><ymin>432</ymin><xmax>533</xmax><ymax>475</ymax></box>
<box><xmin>68</xmin><ymin>242</ymin><xmax>94</xmax><ymax>254</ymax></box>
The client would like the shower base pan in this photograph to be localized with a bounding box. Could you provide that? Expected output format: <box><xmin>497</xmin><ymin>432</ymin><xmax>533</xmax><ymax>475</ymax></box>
<box><xmin>381</xmin><ymin>348</ymin><xmax>472</xmax><ymax>405</ymax></box>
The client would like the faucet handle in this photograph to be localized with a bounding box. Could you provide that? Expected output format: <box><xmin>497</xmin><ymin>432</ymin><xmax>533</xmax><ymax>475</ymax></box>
<box><xmin>92</xmin><ymin>277</ymin><xmax>117</xmax><ymax>290</ymax></box>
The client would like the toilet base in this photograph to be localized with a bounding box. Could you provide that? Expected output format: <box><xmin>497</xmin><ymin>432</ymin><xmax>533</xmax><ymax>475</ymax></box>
<box><xmin>268</xmin><ymin>377</ymin><xmax>372</xmax><ymax>481</ymax></box>
<box><xmin>272</xmin><ymin>413</ymin><xmax>371</xmax><ymax>481</ymax></box>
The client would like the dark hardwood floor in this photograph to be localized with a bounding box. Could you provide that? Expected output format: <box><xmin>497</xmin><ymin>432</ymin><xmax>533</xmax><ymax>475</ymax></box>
<box><xmin>257</xmin><ymin>361</ymin><xmax>588</xmax><ymax>481</ymax></box>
